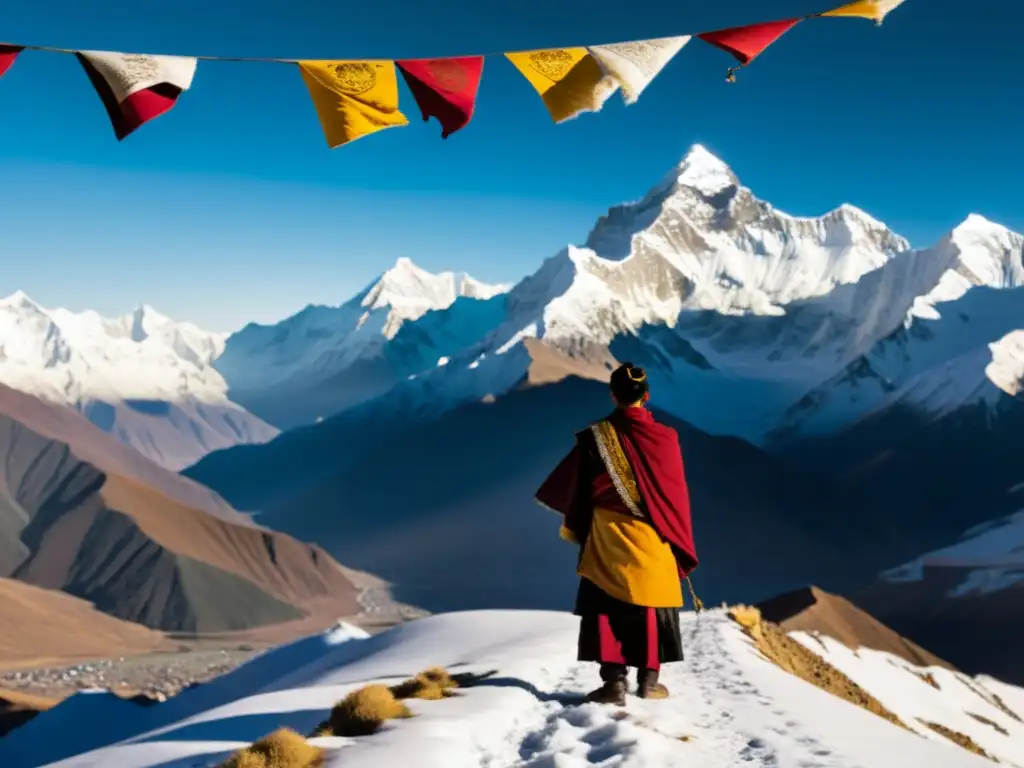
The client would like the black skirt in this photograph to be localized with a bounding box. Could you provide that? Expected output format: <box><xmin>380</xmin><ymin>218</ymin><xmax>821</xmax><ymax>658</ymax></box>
<box><xmin>574</xmin><ymin>577</ymin><xmax>684</xmax><ymax>669</ymax></box>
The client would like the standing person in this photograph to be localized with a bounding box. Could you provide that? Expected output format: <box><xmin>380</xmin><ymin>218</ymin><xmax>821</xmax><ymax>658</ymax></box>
<box><xmin>535</xmin><ymin>363</ymin><xmax>698</xmax><ymax>705</ymax></box>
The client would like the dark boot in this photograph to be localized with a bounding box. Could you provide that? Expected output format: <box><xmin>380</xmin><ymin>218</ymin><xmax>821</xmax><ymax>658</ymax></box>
<box><xmin>584</xmin><ymin>663</ymin><xmax>627</xmax><ymax>706</ymax></box>
<box><xmin>637</xmin><ymin>668</ymin><xmax>669</xmax><ymax>700</ymax></box>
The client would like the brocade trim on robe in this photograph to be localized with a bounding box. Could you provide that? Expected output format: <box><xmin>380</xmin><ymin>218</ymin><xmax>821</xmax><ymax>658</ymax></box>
<box><xmin>590</xmin><ymin>420</ymin><xmax>644</xmax><ymax>519</ymax></box>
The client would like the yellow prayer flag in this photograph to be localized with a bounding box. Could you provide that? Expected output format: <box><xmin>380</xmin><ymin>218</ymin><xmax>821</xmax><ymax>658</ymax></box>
<box><xmin>821</xmin><ymin>0</ymin><xmax>908</xmax><ymax>24</ymax></box>
<box><xmin>298</xmin><ymin>60</ymin><xmax>409</xmax><ymax>148</ymax></box>
<box><xmin>505</xmin><ymin>48</ymin><xmax>617</xmax><ymax>124</ymax></box>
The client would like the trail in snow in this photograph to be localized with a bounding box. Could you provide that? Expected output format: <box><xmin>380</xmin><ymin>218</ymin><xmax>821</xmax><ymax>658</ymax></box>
<box><xmin>16</xmin><ymin>610</ymin><xmax>1002</xmax><ymax>768</ymax></box>
<box><xmin>506</xmin><ymin>616</ymin><xmax>836</xmax><ymax>768</ymax></box>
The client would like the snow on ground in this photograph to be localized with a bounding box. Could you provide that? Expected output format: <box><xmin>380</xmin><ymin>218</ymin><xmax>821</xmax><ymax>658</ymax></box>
<box><xmin>6</xmin><ymin>610</ymin><xmax>1014</xmax><ymax>768</ymax></box>
<box><xmin>790</xmin><ymin>631</ymin><xmax>1024</xmax><ymax>766</ymax></box>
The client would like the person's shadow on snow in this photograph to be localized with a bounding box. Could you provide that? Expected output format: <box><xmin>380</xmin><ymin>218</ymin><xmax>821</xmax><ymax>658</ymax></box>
<box><xmin>460</xmin><ymin>673</ymin><xmax>585</xmax><ymax>705</ymax></box>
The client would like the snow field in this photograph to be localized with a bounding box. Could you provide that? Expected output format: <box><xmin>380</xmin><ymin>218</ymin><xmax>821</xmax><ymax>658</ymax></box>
<box><xmin>10</xmin><ymin>609</ymin><xmax>1015</xmax><ymax>768</ymax></box>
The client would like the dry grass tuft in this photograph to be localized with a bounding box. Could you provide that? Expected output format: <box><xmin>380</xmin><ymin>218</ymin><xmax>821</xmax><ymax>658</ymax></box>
<box><xmin>328</xmin><ymin>684</ymin><xmax>412</xmax><ymax>737</ymax></box>
<box><xmin>958</xmin><ymin>677</ymin><xmax>1023</xmax><ymax>723</ymax></box>
<box><xmin>218</xmin><ymin>728</ymin><xmax>322</xmax><ymax>768</ymax></box>
<box><xmin>729</xmin><ymin>604</ymin><xmax>763</xmax><ymax>631</ymax></box>
<box><xmin>915</xmin><ymin>671</ymin><xmax>941</xmax><ymax>690</ymax></box>
<box><xmin>991</xmin><ymin>693</ymin><xmax>1023</xmax><ymax>723</ymax></box>
<box><xmin>920</xmin><ymin>720</ymin><xmax>996</xmax><ymax>761</ymax></box>
<box><xmin>967</xmin><ymin>712</ymin><xmax>1010</xmax><ymax>736</ymax></box>
<box><xmin>390</xmin><ymin>666</ymin><xmax>460</xmax><ymax>701</ymax></box>
<box><xmin>314</xmin><ymin>667</ymin><xmax>461</xmax><ymax>738</ymax></box>
<box><xmin>727</xmin><ymin>605</ymin><xmax>907</xmax><ymax>730</ymax></box>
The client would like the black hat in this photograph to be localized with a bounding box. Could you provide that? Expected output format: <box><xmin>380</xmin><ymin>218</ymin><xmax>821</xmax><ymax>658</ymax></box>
<box><xmin>610</xmin><ymin>362</ymin><xmax>649</xmax><ymax>405</ymax></box>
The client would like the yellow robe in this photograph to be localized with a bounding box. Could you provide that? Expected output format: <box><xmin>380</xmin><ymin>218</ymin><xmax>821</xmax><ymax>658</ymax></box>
<box><xmin>577</xmin><ymin>506</ymin><xmax>683</xmax><ymax>608</ymax></box>
<box><xmin>558</xmin><ymin>419</ymin><xmax>682</xmax><ymax>608</ymax></box>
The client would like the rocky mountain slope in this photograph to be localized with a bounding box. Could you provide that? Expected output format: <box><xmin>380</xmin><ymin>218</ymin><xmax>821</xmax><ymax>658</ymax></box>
<box><xmin>0</xmin><ymin>391</ymin><xmax>359</xmax><ymax>633</ymax></box>
<box><xmin>0</xmin><ymin>294</ymin><xmax>277</xmax><ymax>470</ymax></box>
<box><xmin>756</xmin><ymin>585</ymin><xmax>951</xmax><ymax>670</ymax></box>
<box><xmin>0</xmin><ymin>382</ymin><xmax>247</xmax><ymax>525</ymax></box>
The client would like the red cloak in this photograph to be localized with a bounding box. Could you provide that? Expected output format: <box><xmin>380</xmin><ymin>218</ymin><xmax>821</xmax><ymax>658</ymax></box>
<box><xmin>536</xmin><ymin>406</ymin><xmax>698</xmax><ymax>576</ymax></box>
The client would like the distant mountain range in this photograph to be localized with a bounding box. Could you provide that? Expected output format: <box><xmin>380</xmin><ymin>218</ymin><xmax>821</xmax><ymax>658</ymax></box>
<box><xmin>6</xmin><ymin>145</ymin><xmax>1018</xmax><ymax>473</ymax></box>
<box><xmin>0</xmin><ymin>295</ymin><xmax>277</xmax><ymax>470</ymax></box>
<box><xmin>213</xmin><ymin>258</ymin><xmax>510</xmax><ymax>429</ymax></box>
<box><xmin>208</xmin><ymin>144</ymin><xmax>1022</xmax><ymax>447</ymax></box>
<box><xmin>1</xmin><ymin>144</ymin><xmax>1020</xmax><ymax>683</ymax></box>
<box><xmin>184</xmin><ymin>144</ymin><xmax>1022</xmax><ymax>681</ymax></box>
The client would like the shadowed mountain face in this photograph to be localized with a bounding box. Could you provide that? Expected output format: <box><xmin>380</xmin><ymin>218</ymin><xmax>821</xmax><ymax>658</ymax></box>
<box><xmin>0</xmin><ymin>383</ymin><xmax>249</xmax><ymax>526</ymax></box>
<box><xmin>0</xmin><ymin>398</ymin><xmax>359</xmax><ymax>633</ymax></box>
<box><xmin>191</xmin><ymin>377</ymin><xmax>881</xmax><ymax>614</ymax></box>
<box><xmin>769</xmin><ymin>391</ymin><xmax>1024</xmax><ymax>683</ymax></box>
<box><xmin>775</xmin><ymin>394</ymin><xmax>1024</xmax><ymax>570</ymax></box>
<box><xmin>857</xmin><ymin>570</ymin><xmax>1024</xmax><ymax>686</ymax></box>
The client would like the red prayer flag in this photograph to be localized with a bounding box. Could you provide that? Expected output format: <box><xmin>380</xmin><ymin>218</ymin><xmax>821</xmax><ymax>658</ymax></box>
<box><xmin>697</xmin><ymin>18</ymin><xmax>801</xmax><ymax>65</ymax></box>
<box><xmin>396</xmin><ymin>57</ymin><xmax>484</xmax><ymax>139</ymax></box>
<box><xmin>77</xmin><ymin>51</ymin><xmax>197</xmax><ymax>140</ymax></box>
<box><xmin>0</xmin><ymin>45</ymin><xmax>23</xmax><ymax>78</ymax></box>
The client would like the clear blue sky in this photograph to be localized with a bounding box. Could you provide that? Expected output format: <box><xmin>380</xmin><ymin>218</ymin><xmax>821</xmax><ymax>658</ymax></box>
<box><xmin>0</xmin><ymin>0</ymin><xmax>1019</xmax><ymax>331</ymax></box>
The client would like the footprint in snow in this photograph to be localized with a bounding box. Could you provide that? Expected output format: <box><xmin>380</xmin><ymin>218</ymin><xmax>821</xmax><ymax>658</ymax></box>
<box><xmin>740</xmin><ymin>737</ymin><xmax>779</xmax><ymax>766</ymax></box>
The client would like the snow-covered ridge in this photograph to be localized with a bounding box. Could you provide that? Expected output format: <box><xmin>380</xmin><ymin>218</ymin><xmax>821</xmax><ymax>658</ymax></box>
<box><xmin>7</xmin><ymin>145</ymin><xmax>1020</xmax><ymax>450</ymax></box>
<box><xmin>364</xmin><ymin>145</ymin><xmax>1021</xmax><ymax>441</ymax></box>
<box><xmin>216</xmin><ymin>258</ymin><xmax>509</xmax><ymax>394</ymax></box>
<box><xmin>882</xmin><ymin>509</ymin><xmax>1024</xmax><ymax>597</ymax></box>
<box><xmin>584</xmin><ymin>143</ymin><xmax>910</xmax><ymax>315</ymax></box>
<box><xmin>988</xmin><ymin>331</ymin><xmax>1024</xmax><ymax>397</ymax></box>
<box><xmin>11</xmin><ymin>609</ymin><xmax>1021</xmax><ymax>767</ymax></box>
<box><xmin>0</xmin><ymin>293</ymin><xmax>229</xmax><ymax>405</ymax></box>
<box><xmin>779</xmin><ymin>214</ymin><xmax>1023</xmax><ymax>435</ymax></box>
<box><xmin>0</xmin><ymin>293</ymin><xmax>281</xmax><ymax>470</ymax></box>
<box><xmin>359</xmin><ymin>257</ymin><xmax>510</xmax><ymax>337</ymax></box>
<box><xmin>791</xmin><ymin>629</ymin><xmax>1024</xmax><ymax>767</ymax></box>
<box><xmin>213</xmin><ymin>258</ymin><xmax>511</xmax><ymax>427</ymax></box>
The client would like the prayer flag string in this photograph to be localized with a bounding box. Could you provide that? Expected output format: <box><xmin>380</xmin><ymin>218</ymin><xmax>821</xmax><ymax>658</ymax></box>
<box><xmin>0</xmin><ymin>0</ymin><xmax>910</xmax><ymax>145</ymax></box>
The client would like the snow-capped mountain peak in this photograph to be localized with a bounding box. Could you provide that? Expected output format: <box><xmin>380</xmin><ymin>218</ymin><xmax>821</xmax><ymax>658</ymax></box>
<box><xmin>337</xmin><ymin>148</ymin><xmax>1022</xmax><ymax>446</ymax></box>
<box><xmin>1</xmin><ymin>289</ymin><xmax>38</xmax><ymax>310</ymax></box>
<box><xmin>214</xmin><ymin>258</ymin><xmax>513</xmax><ymax>426</ymax></box>
<box><xmin>674</xmin><ymin>143</ymin><xmax>737</xmax><ymax>196</ymax></box>
<box><xmin>128</xmin><ymin>303</ymin><xmax>172</xmax><ymax>341</ymax></box>
<box><xmin>0</xmin><ymin>291</ymin><xmax>226</xmax><ymax>401</ymax></box>
<box><xmin>359</xmin><ymin>257</ymin><xmax>510</xmax><ymax>335</ymax></box>
<box><xmin>948</xmin><ymin>214</ymin><xmax>1024</xmax><ymax>289</ymax></box>
<box><xmin>776</xmin><ymin>210</ymin><xmax>1024</xmax><ymax>438</ymax></box>
<box><xmin>988</xmin><ymin>330</ymin><xmax>1024</xmax><ymax>397</ymax></box>
<box><xmin>584</xmin><ymin>144</ymin><xmax>910</xmax><ymax>317</ymax></box>
<box><xmin>113</xmin><ymin>303</ymin><xmax>228</xmax><ymax>367</ymax></box>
